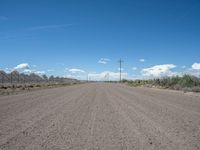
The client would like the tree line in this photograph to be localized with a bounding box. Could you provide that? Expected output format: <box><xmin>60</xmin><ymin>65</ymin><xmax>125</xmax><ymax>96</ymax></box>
<box><xmin>0</xmin><ymin>70</ymin><xmax>78</xmax><ymax>84</ymax></box>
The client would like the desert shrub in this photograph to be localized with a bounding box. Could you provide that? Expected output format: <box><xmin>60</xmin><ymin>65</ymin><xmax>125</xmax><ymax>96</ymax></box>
<box><xmin>36</xmin><ymin>84</ymin><xmax>41</xmax><ymax>87</ymax></box>
<box><xmin>178</xmin><ymin>75</ymin><xmax>200</xmax><ymax>87</ymax></box>
<box><xmin>168</xmin><ymin>76</ymin><xmax>180</xmax><ymax>86</ymax></box>
<box><xmin>153</xmin><ymin>79</ymin><xmax>161</xmax><ymax>85</ymax></box>
<box><xmin>173</xmin><ymin>84</ymin><xmax>182</xmax><ymax>90</ymax></box>
<box><xmin>122</xmin><ymin>79</ymin><xmax>128</xmax><ymax>83</ymax></box>
<box><xmin>0</xmin><ymin>85</ymin><xmax>7</xmax><ymax>89</ymax></box>
<box><xmin>17</xmin><ymin>85</ymin><xmax>23</xmax><ymax>88</ymax></box>
<box><xmin>123</xmin><ymin>74</ymin><xmax>200</xmax><ymax>92</ymax></box>
<box><xmin>160</xmin><ymin>78</ymin><xmax>169</xmax><ymax>87</ymax></box>
<box><xmin>191</xmin><ymin>86</ymin><xmax>200</xmax><ymax>92</ymax></box>
<box><xmin>29</xmin><ymin>85</ymin><xmax>34</xmax><ymax>88</ymax></box>
<box><xmin>182</xmin><ymin>87</ymin><xmax>194</xmax><ymax>93</ymax></box>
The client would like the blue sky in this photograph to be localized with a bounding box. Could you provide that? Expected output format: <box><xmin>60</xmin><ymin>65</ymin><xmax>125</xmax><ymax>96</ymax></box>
<box><xmin>0</xmin><ymin>0</ymin><xmax>200</xmax><ymax>80</ymax></box>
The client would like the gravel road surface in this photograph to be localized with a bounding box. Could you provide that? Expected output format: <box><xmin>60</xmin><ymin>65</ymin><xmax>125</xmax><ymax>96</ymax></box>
<box><xmin>0</xmin><ymin>83</ymin><xmax>200</xmax><ymax>150</ymax></box>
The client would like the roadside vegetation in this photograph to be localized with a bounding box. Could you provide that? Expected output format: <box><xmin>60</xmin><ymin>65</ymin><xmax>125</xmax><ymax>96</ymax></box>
<box><xmin>0</xmin><ymin>70</ymin><xmax>80</xmax><ymax>95</ymax></box>
<box><xmin>122</xmin><ymin>75</ymin><xmax>200</xmax><ymax>93</ymax></box>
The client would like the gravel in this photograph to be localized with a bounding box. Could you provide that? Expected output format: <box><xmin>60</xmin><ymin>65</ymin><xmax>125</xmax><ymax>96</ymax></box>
<box><xmin>0</xmin><ymin>83</ymin><xmax>200</xmax><ymax>150</ymax></box>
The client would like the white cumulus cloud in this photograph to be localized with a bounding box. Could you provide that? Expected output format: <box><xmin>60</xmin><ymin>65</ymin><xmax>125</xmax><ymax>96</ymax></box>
<box><xmin>68</xmin><ymin>68</ymin><xmax>85</xmax><ymax>73</ymax></box>
<box><xmin>14</xmin><ymin>63</ymin><xmax>29</xmax><ymax>70</ymax></box>
<box><xmin>192</xmin><ymin>63</ymin><xmax>200</xmax><ymax>70</ymax></box>
<box><xmin>142</xmin><ymin>64</ymin><xmax>176</xmax><ymax>77</ymax></box>
<box><xmin>98</xmin><ymin>58</ymin><xmax>110</xmax><ymax>64</ymax></box>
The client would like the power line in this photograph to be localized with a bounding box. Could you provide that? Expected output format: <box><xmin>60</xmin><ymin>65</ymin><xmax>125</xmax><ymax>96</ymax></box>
<box><xmin>118</xmin><ymin>59</ymin><xmax>123</xmax><ymax>82</ymax></box>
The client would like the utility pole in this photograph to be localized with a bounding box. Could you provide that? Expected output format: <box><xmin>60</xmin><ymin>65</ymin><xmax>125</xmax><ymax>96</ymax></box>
<box><xmin>118</xmin><ymin>59</ymin><xmax>123</xmax><ymax>82</ymax></box>
<box><xmin>2</xmin><ymin>74</ymin><xmax>4</xmax><ymax>84</ymax></box>
<box><xmin>87</xmin><ymin>73</ymin><xmax>89</xmax><ymax>82</ymax></box>
<box><xmin>10</xmin><ymin>73</ymin><xmax>13</xmax><ymax>84</ymax></box>
<box><xmin>0</xmin><ymin>72</ymin><xmax>3</xmax><ymax>84</ymax></box>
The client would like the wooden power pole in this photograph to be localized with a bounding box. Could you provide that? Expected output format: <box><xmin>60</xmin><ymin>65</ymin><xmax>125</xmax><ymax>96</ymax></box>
<box><xmin>118</xmin><ymin>59</ymin><xmax>123</xmax><ymax>82</ymax></box>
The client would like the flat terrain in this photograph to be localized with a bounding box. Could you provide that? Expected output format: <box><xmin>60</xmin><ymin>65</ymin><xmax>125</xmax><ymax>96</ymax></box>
<box><xmin>0</xmin><ymin>83</ymin><xmax>200</xmax><ymax>150</ymax></box>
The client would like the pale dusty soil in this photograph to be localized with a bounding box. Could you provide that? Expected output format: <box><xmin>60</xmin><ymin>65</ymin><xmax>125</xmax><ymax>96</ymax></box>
<box><xmin>0</xmin><ymin>83</ymin><xmax>200</xmax><ymax>150</ymax></box>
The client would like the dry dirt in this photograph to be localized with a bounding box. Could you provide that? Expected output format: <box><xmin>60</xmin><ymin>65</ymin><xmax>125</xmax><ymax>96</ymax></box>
<box><xmin>0</xmin><ymin>83</ymin><xmax>200</xmax><ymax>150</ymax></box>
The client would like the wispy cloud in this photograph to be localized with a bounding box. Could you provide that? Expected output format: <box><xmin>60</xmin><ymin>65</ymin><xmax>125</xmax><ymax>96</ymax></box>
<box><xmin>139</xmin><ymin>59</ymin><xmax>145</xmax><ymax>62</ymax></box>
<box><xmin>29</xmin><ymin>24</ymin><xmax>73</xmax><ymax>31</ymax></box>
<box><xmin>132</xmin><ymin>67</ymin><xmax>137</xmax><ymax>70</ymax></box>
<box><xmin>181</xmin><ymin>65</ymin><xmax>186</xmax><ymax>69</ymax></box>
<box><xmin>32</xmin><ymin>65</ymin><xmax>37</xmax><ymax>68</ymax></box>
<box><xmin>65</xmin><ymin>68</ymin><xmax>86</xmax><ymax>80</ymax></box>
<box><xmin>98</xmin><ymin>58</ymin><xmax>110</xmax><ymax>64</ymax></box>
<box><xmin>68</xmin><ymin>68</ymin><xmax>85</xmax><ymax>74</ymax></box>
<box><xmin>47</xmin><ymin>69</ymin><xmax>55</xmax><ymax>72</ymax></box>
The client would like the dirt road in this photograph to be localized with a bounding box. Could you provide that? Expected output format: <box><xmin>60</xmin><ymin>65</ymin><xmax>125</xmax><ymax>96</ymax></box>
<box><xmin>0</xmin><ymin>83</ymin><xmax>200</xmax><ymax>150</ymax></box>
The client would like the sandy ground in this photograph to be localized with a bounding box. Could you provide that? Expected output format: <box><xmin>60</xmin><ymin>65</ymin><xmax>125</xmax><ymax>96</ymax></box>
<box><xmin>0</xmin><ymin>83</ymin><xmax>200</xmax><ymax>150</ymax></box>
